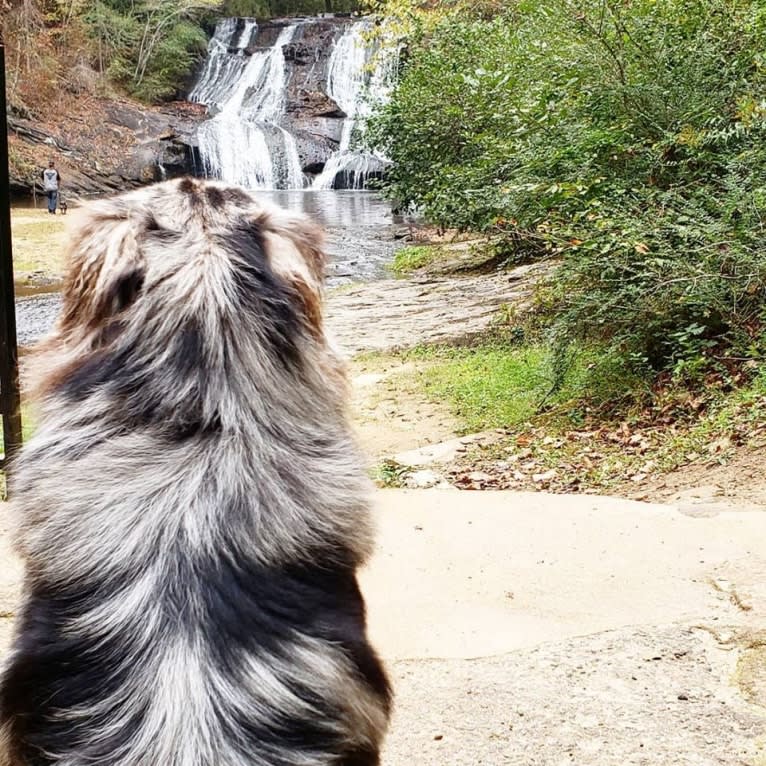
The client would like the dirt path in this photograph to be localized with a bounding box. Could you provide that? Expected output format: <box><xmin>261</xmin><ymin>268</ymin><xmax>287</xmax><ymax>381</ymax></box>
<box><xmin>334</xmin><ymin>263</ymin><xmax>549</xmax><ymax>464</ymax></box>
<box><xmin>350</xmin><ymin>358</ymin><xmax>460</xmax><ymax>460</ymax></box>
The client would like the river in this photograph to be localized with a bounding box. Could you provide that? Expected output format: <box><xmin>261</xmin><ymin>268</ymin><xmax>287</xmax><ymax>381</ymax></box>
<box><xmin>14</xmin><ymin>191</ymin><xmax>405</xmax><ymax>348</ymax></box>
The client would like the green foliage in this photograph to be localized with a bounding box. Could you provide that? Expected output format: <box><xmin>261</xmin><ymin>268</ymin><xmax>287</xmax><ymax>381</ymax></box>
<box><xmin>401</xmin><ymin>343</ymin><xmax>598</xmax><ymax>432</ymax></box>
<box><xmin>85</xmin><ymin>0</ymin><xmax>220</xmax><ymax>102</ymax></box>
<box><xmin>133</xmin><ymin>19</ymin><xmax>209</xmax><ymax>100</ymax></box>
<box><xmin>388</xmin><ymin>244</ymin><xmax>440</xmax><ymax>274</ymax></box>
<box><xmin>372</xmin><ymin>459</ymin><xmax>411</xmax><ymax>487</ymax></box>
<box><xmin>369</xmin><ymin>0</ymin><xmax>766</xmax><ymax>383</ymax></box>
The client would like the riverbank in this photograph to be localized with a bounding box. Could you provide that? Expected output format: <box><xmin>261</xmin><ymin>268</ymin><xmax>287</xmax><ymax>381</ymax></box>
<box><xmin>333</xmin><ymin>247</ymin><xmax>766</xmax><ymax>512</ymax></box>
<box><xmin>10</xmin><ymin>201</ymin><xmax>766</xmax><ymax>511</ymax></box>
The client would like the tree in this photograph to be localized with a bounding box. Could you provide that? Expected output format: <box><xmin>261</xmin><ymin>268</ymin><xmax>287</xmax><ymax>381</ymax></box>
<box><xmin>132</xmin><ymin>0</ymin><xmax>221</xmax><ymax>88</ymax></box>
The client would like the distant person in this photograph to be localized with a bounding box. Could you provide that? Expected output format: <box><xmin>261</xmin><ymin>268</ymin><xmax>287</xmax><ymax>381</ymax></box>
<box><xmin>41</xmin><ymin>161</ymin><xmax>61</xmax><ymax>215</ymax></box>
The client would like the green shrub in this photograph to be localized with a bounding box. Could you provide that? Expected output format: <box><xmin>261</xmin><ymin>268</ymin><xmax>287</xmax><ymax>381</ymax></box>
<box><xmin>86</xmin><ymin>0</ymin><xmax>218</xmax><ymax>103</ymax></box>
<box><xmin>369</xmin><ymin>0</ymin><xmax>766</xmax><ymax>382</ymax></box>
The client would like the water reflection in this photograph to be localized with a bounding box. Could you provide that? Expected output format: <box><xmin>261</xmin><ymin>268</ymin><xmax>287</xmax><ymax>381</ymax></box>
<box><xmin>254</xmin><ymin>190</ymin><xmax>404</xmax><ymax>286</ymax></box>
<box><xmin>254</xmin><ymin>190</ymin><xmax>402</xmax><ymax>229</ymax></box>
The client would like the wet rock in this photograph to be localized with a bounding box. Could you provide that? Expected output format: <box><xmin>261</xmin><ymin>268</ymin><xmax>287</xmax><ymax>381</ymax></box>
<box><xmin>257</xmin><ymin>18</ymin><xmax>356</xmax><ymax>176</ymax></box>
<box><xmin>287</xmin><ymin>90</ymin><xmax>346</xmax><ymax>119</ymax></box>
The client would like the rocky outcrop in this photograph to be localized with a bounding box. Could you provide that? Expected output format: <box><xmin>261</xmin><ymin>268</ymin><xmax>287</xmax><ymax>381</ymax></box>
<box><xmin>270</xmin><ymin>18</ymin><xmax>350</xmax><ymax>177</ymax></box>
<box><xmin>280</xmin><ymin>18</ymin><xmax>388</xmax><ymax>184</ymax></box>
<box><xmin>8</xmin><ymin>98</ymin><xmax>208</xmax><ymax>199</ymax></box>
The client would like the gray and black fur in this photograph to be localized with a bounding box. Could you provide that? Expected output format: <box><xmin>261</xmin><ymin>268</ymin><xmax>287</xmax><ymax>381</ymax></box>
<box><xmin>0</xmin><ymin>178</ymin><xmax>391</xmax><ymax>766</ymax></box>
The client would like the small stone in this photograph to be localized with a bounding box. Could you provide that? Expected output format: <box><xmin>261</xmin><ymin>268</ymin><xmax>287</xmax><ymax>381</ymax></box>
<box><xmin>677</xmin><ymin>693</ymin><xmax>689</xmax><ymax>701</ymax></box>
<box><xmin>433</xmin><ymin>734</ymin><xmax>444</xmax><ymax>741</ymax></box>
<box><xmin>405</xmin><ymin>469</ymin><xmax>442</xmax><ymax>489</ymax></box>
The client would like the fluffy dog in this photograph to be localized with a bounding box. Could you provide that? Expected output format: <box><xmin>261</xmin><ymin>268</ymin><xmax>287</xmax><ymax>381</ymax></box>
<box><xmin>0</xmin><ymin>177</ymin><xmax>391</xmax><ymax>766</ymax></box>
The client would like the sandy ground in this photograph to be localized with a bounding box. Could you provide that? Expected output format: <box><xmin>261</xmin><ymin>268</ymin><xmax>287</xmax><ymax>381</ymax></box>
<box><xmin>350</xmin><ymin>359</ymin><xmax>460</xmax><ymax>459</ymax></box>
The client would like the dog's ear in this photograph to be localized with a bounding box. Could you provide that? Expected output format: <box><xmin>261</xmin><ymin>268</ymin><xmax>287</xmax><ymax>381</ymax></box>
<box><xmin>261</xmin><ymin>209</ymin><xmax>326</xmax><ymax>284</ymax></box>
<box><xmin>261</xmin><ymin>228</ymin><xmax>326</xmax><ymax>342</ymax></box>
<box><xmin>253</xmin><ymin>209</ymin><xmax>327</xmax><ymax>341</ymax></box>
<box><xmin>59</xmin><ymin>208</ymin><xmax>146</xmax><ymax>339</ymax></box>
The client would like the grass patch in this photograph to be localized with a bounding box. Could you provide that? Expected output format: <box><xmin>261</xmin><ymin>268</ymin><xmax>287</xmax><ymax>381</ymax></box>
<box><xmin>372</xmin><ymin>459</ymin><xmax>412</xmax><ymax>488</ymax></box>
<box><xmin>356</xmin><ymin>330</ymin><xmax>766</xmax><ymax>495</ymax></box>
<box><xmin>403</xmin><ymin>341</ymin><xmax>766</xmax><ymax>492</ymax></box>
<box><xmin>11</xmin><ymin>208</ymin><xmax>67</xmax><ymax>277</ymax></box>
<box><xmin>388</xmin><ymin>245</ymin><xmax>442</xmax><ymax>276</ymax></box>
<box><xmin>396</xmin><ymin>342</ymin><xmax>617</xmax><ymax>433</ymax></box>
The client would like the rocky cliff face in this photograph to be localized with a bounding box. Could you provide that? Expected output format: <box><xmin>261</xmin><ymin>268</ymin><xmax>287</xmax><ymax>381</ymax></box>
<box><xmin>8</xmin><ymin>96</ymin><xmax>206</xmax><ymax>200</ymax></box>
<box><xmin>282</xmin><ymin>18</ymin><xmax>353</xmax><ymax>174</ymax></box>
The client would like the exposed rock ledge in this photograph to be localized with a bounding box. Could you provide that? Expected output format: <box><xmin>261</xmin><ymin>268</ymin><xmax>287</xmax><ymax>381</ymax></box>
<box><xmin>326</xmin><ymin>262</ymin><xmax>550</xmax><ymax>356</ymax></box>
<box><xmin>9</xmin><ymin>98</ymin><xmax>207</xmax><ymax>199</ymax></box>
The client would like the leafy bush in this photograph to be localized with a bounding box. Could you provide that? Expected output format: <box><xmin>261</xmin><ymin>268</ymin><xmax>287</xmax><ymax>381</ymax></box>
<box><xmin>369</xmin><ymin>0</ymin><xmax>766</xmax><ymax>382</ymax></box>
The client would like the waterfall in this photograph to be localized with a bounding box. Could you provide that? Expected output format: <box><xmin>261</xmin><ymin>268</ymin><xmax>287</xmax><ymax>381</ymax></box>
<box><xmin>189</xmin><ymin>18</ymin><xmax>258</xmax><ymax>108</ymax></box>
<box><xmin>192</xmin><ymin>23</ymin><xmax>304</xmax><ymax>190</ymax></box>
<box><xmin>189</xmin><ymin>17</ymin><xmax>398</xmax><ymax>191</ymax></box>
<box><xmin>311</xmin><ymin>21</ymin><xmax>397</xmax><ymax>190</ymax></box>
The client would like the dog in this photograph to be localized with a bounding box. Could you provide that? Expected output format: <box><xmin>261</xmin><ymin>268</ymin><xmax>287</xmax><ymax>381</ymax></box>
<box><xmin>0</xmin><ymin>177</ymin><xmax>392</xmax><ymax>766</ymax></box>
<box><xmin>59</xmin><ymin>198</ymin><xmax>67</xmax><ymax>215</ymax></box>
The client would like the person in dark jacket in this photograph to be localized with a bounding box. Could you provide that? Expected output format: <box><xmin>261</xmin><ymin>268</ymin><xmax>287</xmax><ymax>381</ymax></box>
<box><xmin>41</xmin><ymin>161</ymin><xmax>61</xmax><ymax>214</ymax></box>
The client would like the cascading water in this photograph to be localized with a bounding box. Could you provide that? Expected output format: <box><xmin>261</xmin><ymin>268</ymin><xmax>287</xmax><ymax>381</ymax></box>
<box><xmin>189</xmin><ymin>17</ymin><xmax>397</xmax><ymax>191</ymax></box>
<box><xmin>192</xmin><ymin>23</ymin><xmax>304</xmax><ymax>190</ymax></box>
<box><xmin>311</xmin><ymin>21</ymin><xmax>397</xmax><ymax>190</ymax></box>
<box><xmin>189</xmin><ymin>18</ymin><xmax>258</xmax><ymax>108</ymax></box>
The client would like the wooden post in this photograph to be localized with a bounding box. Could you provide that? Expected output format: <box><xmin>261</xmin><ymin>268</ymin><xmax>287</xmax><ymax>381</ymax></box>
<box><xmin>0</xmin><ymin>39</ymin><xmax>23</xmax><ymax>485</ymax></box>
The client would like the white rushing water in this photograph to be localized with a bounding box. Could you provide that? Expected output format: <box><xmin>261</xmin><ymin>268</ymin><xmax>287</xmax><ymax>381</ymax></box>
<box><xmin>189</xmin><ymin>18</ymin><xmax>258</xmax><ymax>109</ymax></box>
<box><xmin>190</xmin><ymin>17</ymin><xmax>397</xmax><ymax>190</ymax></box>
<box><xmin>312</xmin><ymin>21</ymin><xmax>398</xmax><ymax>190</ymax></box>
<box><xmin>193</xmin><ymin>23</ymin><xmax>304</xmax><ymax>190</ymax></box>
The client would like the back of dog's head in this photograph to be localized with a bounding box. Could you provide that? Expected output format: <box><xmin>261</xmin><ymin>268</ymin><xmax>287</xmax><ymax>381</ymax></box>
<box><xmin>35</xmin><ymin>178</ymin><xmax>342</xmax><ymax>432</ymax></box>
